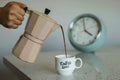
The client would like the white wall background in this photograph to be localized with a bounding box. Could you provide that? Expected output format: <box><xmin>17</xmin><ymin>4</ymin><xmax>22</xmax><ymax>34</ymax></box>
<box><xmin>0</xmin><ymin>0</ymin><xmax>120</xmax><ymax>80</ymax></box>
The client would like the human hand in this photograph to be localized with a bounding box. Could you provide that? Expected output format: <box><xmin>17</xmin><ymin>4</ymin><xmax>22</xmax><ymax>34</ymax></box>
<box><xmin>0</xmin><ymin>1</ymin><xmax>26</xmax><ymax>29</ymax></box>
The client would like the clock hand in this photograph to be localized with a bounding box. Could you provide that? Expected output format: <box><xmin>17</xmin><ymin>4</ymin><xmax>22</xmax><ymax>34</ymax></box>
<box><xmin>83</xmin><ymin>18</ymin><xmax>86</xmax><ymax>30</ymax></box>
<box><xmin>84</xmin><ymin>29</ymin><xmax>93</xmax><ymax>36</ymax></box>
<box><xmin>83</xmin><ymin>18</ymin><xmax>93</xmax><ymax>36</ymax></box>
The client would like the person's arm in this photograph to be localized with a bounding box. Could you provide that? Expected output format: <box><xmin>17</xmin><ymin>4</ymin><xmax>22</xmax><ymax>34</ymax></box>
<box><xmin>0</xmin><ymin>1</ymin><xmax>26</xmax><ymax>29</ymax></box>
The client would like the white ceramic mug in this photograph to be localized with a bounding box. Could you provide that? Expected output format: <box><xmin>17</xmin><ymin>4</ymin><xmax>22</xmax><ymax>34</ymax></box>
<box><xmin>55</xmin><ymin>54</ymin><xmax>82</xmax><ymax>75</ymax></box>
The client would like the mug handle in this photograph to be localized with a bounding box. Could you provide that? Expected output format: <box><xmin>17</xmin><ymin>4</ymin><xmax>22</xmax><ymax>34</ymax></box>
<box><xmin>75</xmin><ymin>58</ymin><xmax>83</xmax><ymax>69</ymax></box>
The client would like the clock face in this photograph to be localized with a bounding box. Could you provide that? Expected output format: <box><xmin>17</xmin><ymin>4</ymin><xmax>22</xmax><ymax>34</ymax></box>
<box><xmin>69</xmin><ymin>14</ymin><xmax>101</xmax><ymax>46</ymax></box>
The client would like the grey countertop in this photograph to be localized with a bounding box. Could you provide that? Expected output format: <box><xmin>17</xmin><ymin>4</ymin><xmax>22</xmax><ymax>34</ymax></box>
<box><xmin>3</xmin><ymin>46</ymin><xmax>120</xmax><ymax>80</ymax></box>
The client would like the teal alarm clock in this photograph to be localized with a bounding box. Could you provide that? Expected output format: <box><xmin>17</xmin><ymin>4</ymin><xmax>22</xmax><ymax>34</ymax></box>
<box><xmin>68</xmin><ymin>14</ymin><xmax>107</xmax><ymax>53</ymax></box>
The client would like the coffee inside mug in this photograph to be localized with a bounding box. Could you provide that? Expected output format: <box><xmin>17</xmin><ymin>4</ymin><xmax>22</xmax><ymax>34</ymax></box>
<box><xmin>55</xmin><ymin>55</ymin><xmax>73</xmax><ymax>59</ymax></box>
